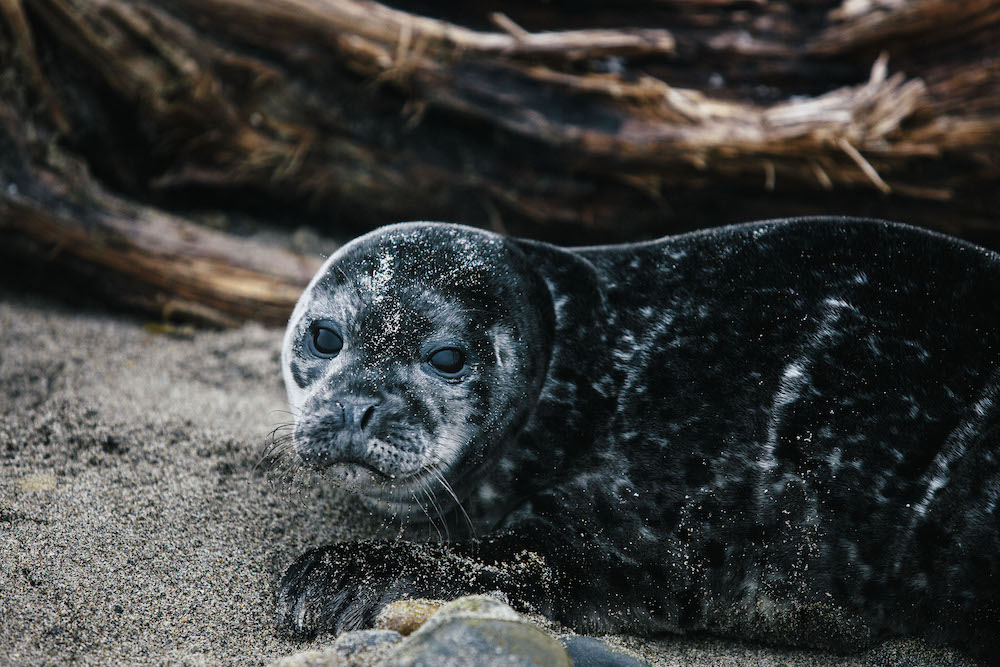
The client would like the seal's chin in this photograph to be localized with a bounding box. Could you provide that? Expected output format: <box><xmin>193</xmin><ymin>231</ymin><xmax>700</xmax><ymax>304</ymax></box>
<box><xmin>315</xmin><ymin>463</ymin><xmax>382</xmax><ymax>493</ymax></box>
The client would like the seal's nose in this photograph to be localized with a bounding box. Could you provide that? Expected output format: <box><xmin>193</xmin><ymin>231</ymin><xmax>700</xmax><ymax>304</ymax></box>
<box><xmin>338</xmin><ymin>398</ymin><xmax>380</xmax><ymax>431</ymax></box>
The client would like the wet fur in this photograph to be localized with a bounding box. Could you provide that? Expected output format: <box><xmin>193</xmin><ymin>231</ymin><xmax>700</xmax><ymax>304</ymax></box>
<box><xmin>276</xmin><ymin>217</ymin><xmax>1000</xmax><ymax>660</ymax></box>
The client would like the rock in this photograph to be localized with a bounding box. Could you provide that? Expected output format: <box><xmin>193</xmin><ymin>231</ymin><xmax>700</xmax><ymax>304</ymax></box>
<box><xmin>273</xmin><ymin>598</ymin><xmax>652</xmax><ymax>667</ymax></box>
<box><xmin>269</xmin><ymin>646</ymin><xmax>342</xmax><ymax>667</ymax></box>
<box><xmin>332</xmin><ymin>629</ymin><xmax>403</xmax><ymax>656</ymax></box>
<box><xmin>422</xmin><ymin>596</ymin><xmax>522</xmax><ymax>624</ymax></box>
<box><xmin>374</xmin><ymin>599</ymin><xmax>444</xmax><ymax>635</ymax></box>
<box><xmin>560</xmin><ymin>636</ymin><xmax>649</xmax><ymax>667</ymax></box>
<box><xmin>382</xmin><ymin>595</ymin><xmax>571</xmax><ymax>667</ymax></box>
<box><xmin>270</xmin><ymin>630</ymin><xmax>402</xmax><ymax>666</ymax></box>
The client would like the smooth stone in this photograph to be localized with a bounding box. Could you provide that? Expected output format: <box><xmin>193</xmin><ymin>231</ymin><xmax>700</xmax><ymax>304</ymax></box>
<box><xmin>382</xmin><ymin>595</ymin><xmax>570</xmax><ymax>667</ymax></box>
<box><xmin>421</xmin><ymin>596</ymin><xmax>522</xmax><ymax>625</ymax></box>
<box><xmin>560</xmin><ymin>636</ymin><xmax>649</xmax><ymax>667</ymax></box>
<box><xmin>332</xmin><ymin>629</ymin><xmax>404</xmax><ymax>656</ymax></box>
<box><xmin>269</xmin><ymin>647</ymin><xmax>340</xmax><ymax>667</ymax></box>
<box><xmin>374</xmin><ymin>599</ymin><xmax>444</xmax><ymax>635</ymax></box>
<box><xmin>270</xmin><ymin>630</ymin><xmax>402</xmax><ymax>666</ymax></box>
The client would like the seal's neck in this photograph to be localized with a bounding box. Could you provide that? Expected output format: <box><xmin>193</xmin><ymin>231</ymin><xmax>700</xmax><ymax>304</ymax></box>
<box><xmin>472</xmin><ymin>240</ymin><xmax>618</xmax><ymax>516</ymax></box>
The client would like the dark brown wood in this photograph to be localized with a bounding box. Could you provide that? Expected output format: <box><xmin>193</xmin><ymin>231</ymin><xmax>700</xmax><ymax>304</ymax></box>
<box><xmin>0</xmin><ymin>191</ymin><xmax>322</xmax><ymax>327</ymax></box>
<box><xmin>2</xmin><ymin>0</ymin><xmax>999</xmax><ymax>325</ymax></box>
<box><xmin>0</xmin><ymin>89</ymin><xmax>321</xmax><ymax>327</ymax></box>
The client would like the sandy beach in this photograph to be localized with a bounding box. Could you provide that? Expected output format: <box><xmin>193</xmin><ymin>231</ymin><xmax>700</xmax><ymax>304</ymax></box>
<box><xmin>0</xmin><ymin>288</ymin><xmax>974</xmax><ymax>665</ymax></box>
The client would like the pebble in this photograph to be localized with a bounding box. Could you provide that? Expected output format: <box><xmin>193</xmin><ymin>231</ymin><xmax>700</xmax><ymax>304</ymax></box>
<box><xmin>384</xmin><ymin>596</ymin><xmax>570</xmax><ymax>666</ymax></box>
<box><xmin>332</xmin><ymin>630</ymin><xmax>403</xmax><ymax>656</ymax></box>
<box><xmin>560</xmin><ymin>636</ymin><xmax>649</xmax><ymax>667</ymax></box>
<box><xmin>374</xmin><ymin>599</ymin><xmax>443</xmax><ymax>635</ymax></box>
<box><xmin>272</xmin><ymin>597</ymin><xmax>655</xmax><ymax>666</ymax></box>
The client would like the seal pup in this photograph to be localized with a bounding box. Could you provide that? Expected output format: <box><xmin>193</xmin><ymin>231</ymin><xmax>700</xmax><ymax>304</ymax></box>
<box><xmin>275</xmin><ymin>217</ymin><xmax>1000</xmax><ymax>659</ymax></box>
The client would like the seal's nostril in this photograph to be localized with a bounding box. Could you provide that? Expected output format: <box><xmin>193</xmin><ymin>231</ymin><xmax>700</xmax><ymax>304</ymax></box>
<box><xmin>360</xmin><ymin>404</ymin><xmax>376</xmax><ymax>431</ymax></box>
<box><xmin>336</xmin><ymin>398</ymin><xmax>379</xmax><ymax>430</ymax></box>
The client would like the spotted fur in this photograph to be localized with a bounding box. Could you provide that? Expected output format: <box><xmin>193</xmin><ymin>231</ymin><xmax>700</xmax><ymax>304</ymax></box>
<box><xmin>277</xmin><ymin>217</ymin><xmax>1000</xmax><ymax>660</ymax></box>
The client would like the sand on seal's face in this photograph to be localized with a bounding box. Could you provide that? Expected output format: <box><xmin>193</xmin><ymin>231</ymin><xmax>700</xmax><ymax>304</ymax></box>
<box><xmin>0</xmin><ymin>290</ymin><xmax>973</xmax><ymax>666</ymax></box>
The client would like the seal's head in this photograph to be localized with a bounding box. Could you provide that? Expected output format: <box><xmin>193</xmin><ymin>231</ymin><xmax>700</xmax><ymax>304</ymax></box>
<box><xmin>282</xmin><ymin>222</ymin><xmax>554</xmax><ymax>504</ymax></box>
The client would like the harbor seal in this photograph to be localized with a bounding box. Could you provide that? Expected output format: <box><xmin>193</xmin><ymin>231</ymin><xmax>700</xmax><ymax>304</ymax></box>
<box><xmin>275</xmin><ymin>217</ymin><xmax>1000</xmax><ymax>660</ymax></box>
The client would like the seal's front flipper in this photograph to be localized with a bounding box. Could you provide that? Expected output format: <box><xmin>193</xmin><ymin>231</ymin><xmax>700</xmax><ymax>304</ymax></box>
<box><xmin>275</xmin><ymin>542</ymin><xmax>399</xmax><ymax>637</ymax></box>
<box><xmin>274</xmin><ymin>535</ymin><xmax>557</xmax><ymax>637</ymax></box>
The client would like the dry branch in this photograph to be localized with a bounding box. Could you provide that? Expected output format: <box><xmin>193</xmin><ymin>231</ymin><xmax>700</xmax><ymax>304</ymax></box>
<box><xmin>2</xmin><ymin>0</ymin><xmax>1000</xmax><ymax>324</ymax></box>
<box><xmin>1</xmin><ymin>197</ymin><xmax>321</xmax><ymax>327</ymax></box>
<box><xmin>815</xmin><ymin>0</ymin><xmax>1000</xmax><ymax>53</ymax></box>
<box><xmin>0</xmin><ymin>106</ymin><xmax>320</xmax><ymax>326</ymax></box>
<box><xmin>187</xmin><ymin>0</ymin><xmax>676</xmax><ymax>61</ymax></box>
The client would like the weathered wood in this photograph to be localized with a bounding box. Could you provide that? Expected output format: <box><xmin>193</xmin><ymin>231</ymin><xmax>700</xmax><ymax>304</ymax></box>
<box><xmin>0</xmin><ymin>98</ymin><xmax>321</xmax><ymax>327</ymax></box>
<box><xmin>1</xmin><ymin>199</ymin><xmax>321</xmax><ymax>328</ymax></box>
<box><xmin>1</xmin><ymin>0</ymin><xmax>999</xmax><ymax>325</ymax></box>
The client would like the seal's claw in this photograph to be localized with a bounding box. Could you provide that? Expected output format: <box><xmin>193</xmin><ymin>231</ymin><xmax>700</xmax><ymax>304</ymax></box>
<box><xmin>275</xmin><ymin>544</ymin><xmax>406</xmax><ymax>637</ymax></box>
<box><xmin>276</xmin><ymin>546</ymin><xmax>346</xmax><ymax>636</ymax></box>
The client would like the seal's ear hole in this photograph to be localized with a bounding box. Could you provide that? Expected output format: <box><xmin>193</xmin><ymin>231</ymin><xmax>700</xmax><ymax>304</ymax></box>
<box><xmin>307</xmin><ymin>322</ymin><xmax>343</xmax><ymax>357</ymax></box>
<box><xmin>428</xmin><ymin>348</ymin><xmax>465</xmax><ymax>376</ymax></box>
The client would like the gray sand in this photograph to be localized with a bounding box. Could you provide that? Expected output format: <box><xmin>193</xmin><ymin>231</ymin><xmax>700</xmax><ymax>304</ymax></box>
<box><xmin>0</xmin><ymin>290</ymin><xmax>969</xmax><ymax>665</ymax></box>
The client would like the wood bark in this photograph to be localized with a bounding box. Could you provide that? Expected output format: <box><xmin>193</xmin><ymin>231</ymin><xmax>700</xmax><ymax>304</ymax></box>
<box><xmin>1</xmin><ymin>0</ymin><xmax>999</xmax><ymax>325</ymax></box>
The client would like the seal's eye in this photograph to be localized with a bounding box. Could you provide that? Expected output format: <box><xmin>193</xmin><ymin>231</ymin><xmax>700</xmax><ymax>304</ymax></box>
<box><xmin>309</xmin><ymin>325</ymin><xmax>343</xmax><ymax>357</ymax></box>
<box><xmin>428</xmin><ymin>348</ymin><xmax>465</xmax><ymax>376</ymax></box>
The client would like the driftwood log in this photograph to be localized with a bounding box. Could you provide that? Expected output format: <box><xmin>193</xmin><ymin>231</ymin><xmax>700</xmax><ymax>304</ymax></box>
<box><xmin>1</xmin><ymin>0</ymin><xmax>999</xmax><ymax>325</ymax></box>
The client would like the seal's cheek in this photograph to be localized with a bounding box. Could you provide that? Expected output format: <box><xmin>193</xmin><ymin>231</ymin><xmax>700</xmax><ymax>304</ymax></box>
<box><xmin>469</xmin><ymin>335</ymin><xmax>541</xmax><ymax>434</ymax></box>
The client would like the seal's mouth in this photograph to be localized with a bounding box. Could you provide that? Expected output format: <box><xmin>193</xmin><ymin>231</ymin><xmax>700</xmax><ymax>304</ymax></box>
<box><xmin>325</xmin><ymin>456</ymin><xmax>388</xmax><ymax>478</ymax></box>
<box><xmin>293</xmin><ymin>428</ymin><xmax>425</xmax><ymax>477</ymax></box>
<box><xmin>307</xmin><ymin>455</ymin><xmax>431</xmax><ymax>494</ymax></box>
<box><xmin>303</xmin><ymin>456</ymin><xmax>396</xmax><ymax>481</ymax></box>
<box><xmin>291</xmin><ymin>424</ymin><xmax>449</xmax><ymax>495</ymax></box>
